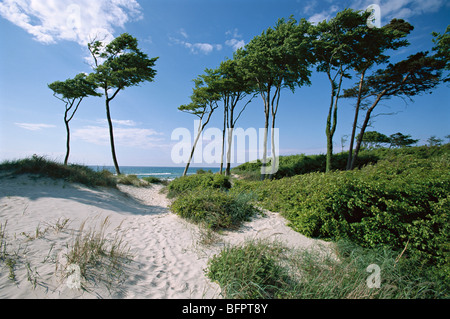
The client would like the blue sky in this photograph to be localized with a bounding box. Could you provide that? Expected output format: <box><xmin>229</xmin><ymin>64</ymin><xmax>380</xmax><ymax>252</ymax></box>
<box><xmin>0</xmin><ymin>0</ymin><xmax>449</xmax><ymax>167</ymax></box>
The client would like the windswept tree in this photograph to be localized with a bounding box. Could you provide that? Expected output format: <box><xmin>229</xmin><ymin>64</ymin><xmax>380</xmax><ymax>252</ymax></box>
<box><xmin>345</xmin><ymin>18</ymin><xmax>414</xmax><ymax>170</ymax></box>
<box><xmin>389</xmin><ymin>132</ymin><xmax>418</xmax><ymax>148</ymax></box>
<box><xmin>311</xmin><ymin>9</ymin><xmax>372</xmax><ymax>172</ymax></box>
<box><xmin>88</xmin><ymin>33</ymin><xmax>159</xmax><ymax>175</ymax></box>
<box><xmin>217</xmin><ymin>58</ymin><xmax>255</xmax><ymax>176</ymax></box>
<box><xmin>357</xmin><ymin>131</ymin><xmax>390</xmax><ymax>149</ymax></box>
<box><xmin>239</xmin><ymin>17</ymin><xmax>313</xmax><ymax>179</ymax></box>
<box><xmin>48</xmin><ymin>73</ymin><xmax>101</xmax><ymax>165</ymax></box>
<box><xmin>179</xmin><ymin>71</ymin><xmax>221</xmax><ymax>177</ymax></box>
<box><xmin>432</xmin><ymin>25</ymin><xmax>450</xmax><ymax>83</ymax></box>
<box><xmin>343</xmin><ymin>51</ymin><xmax>445</xmax><ymax>169</ymax></box>
<box><xmin>426</xmin><ymin>135</ymin><xmax>444</xmax><ymax>147</ymax></box>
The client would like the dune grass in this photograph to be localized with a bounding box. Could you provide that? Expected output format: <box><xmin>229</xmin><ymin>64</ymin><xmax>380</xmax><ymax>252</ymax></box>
<box><xmin>0</xmin><ymin>155</ymin><xmax>117</xmax><ymax>187</ymax></box>
<box><xmin>207</xmin><ymin>239</ymin><xmax>448</xmax><ymax>299</ymax></box>
<box><xmin>63</xmin><ymin>216</ymin><xmax>133</xmax><ymax>292</ymax></box>
<box><xmin>0</xmin><ymin>216</ymin><xmax>133</xmax><ymax>295</ymax></box>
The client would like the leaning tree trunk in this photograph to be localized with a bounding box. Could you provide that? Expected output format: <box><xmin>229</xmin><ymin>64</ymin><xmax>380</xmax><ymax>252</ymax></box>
<box><xmin>64</xmin><ymin>119</ymin><xmax>71</xmax><ymax>166</ymax></box>
<box><xmin>347</xmin><ymin>70</ymin><xmax>366</xmax><ymax>170</ymax></box>
<box><xmin>183</xmin><ymin>121</ymin><xmax>203</xmax><ymax>177</ymax></box>
<box><xmin>105</xmin><ymin>100</ymin><xmax>121</xmax><ymax>175</ymax></box>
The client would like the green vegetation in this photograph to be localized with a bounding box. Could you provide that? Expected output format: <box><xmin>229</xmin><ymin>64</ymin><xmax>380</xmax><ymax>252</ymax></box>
<box><xmin>229</xmin><ymin>145</ymin><xmax>450</xmax><ymax>294</ymax></box>
<box><xmin>170</xmin><ymin>189</ymin><xmax>259</xmax><ymax>230</ymax></box>
<box><xmin>232</xmin><ymin>144</ymin><xmax>450</xmax><ymax>179</ymax></box>
<box><xmin>207</xmin><ymin>239</ymin><xmax>447</xmax><ymax>299</ymax></box>
<box><xmin>87</xmin><ymin>33</ymin><xmax>159</xmax><ymax>175</ymax></box>
<box><xmin>0</xmin><ymin>155</ymin><xmax>116</xmax><ymax>187</ymax></box>
<box><xmin>0</xmin><ymin>155</ymin><xmax>170</xmax><ymax>188</ymax></box>
<box><xmin>167</xmin><ymin>173</ymin><xmax>231</xmax><ymax>198</ymax></box>
<box><xmin>142</xmin><ymin>176</ymin><xmax>168</xmax><ymax>185</ymax></box>
<box><xmin>168</xmin><ymin>173</ymin><xmax>258</xmax><ymax>230</ymax></box>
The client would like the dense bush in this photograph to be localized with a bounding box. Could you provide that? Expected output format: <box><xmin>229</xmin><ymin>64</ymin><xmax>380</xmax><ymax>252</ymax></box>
<box><xmin>232</xmin><ymin>153</ymin><xmax>450</xmax><ymax>282</ymax></box>
<box><xmin>167</xmin><ymin>173</ymin><xmax>231</xmax><ymax>198</ymax></box>
<box><xmin>232</xmin><ymin>144</ymin><xmax>450</xmax><ymax>180</ymax></box>
<box><xmin>170</xmin><ymin>189</ymin><xmax>259</xmax><ymax>230</ymax></box>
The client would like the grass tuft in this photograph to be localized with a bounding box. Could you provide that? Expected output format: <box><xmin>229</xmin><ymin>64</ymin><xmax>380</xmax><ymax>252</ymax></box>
<box><xmin>64</xmin><ymin>216</ymin><xmax>133</xmax><ymax>291</ymax></box>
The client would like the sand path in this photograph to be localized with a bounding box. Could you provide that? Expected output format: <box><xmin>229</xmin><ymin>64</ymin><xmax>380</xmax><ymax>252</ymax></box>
<box><xmin>0</xmin><ymin>175</ymin><xmax>330</xmax><ymax>299</ymax></box>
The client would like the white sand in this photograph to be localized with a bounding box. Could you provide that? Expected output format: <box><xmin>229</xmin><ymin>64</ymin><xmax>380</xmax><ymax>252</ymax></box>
<box><xmin>0</xmin><ymin>175</ymin><xmax>331</xmax><ymax>299</ymax></box>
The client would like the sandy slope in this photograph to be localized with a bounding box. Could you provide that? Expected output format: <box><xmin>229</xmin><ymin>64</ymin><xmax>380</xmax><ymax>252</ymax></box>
<box><xmin>0</xmin><ymin>175</ymin><xmax>330</xmax><ymax>299</ymax></box>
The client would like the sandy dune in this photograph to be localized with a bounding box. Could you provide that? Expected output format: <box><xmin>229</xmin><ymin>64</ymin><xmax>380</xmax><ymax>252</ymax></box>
<box><xmin>0</xmin><ymin>175</ymin><xmax>330</xmax><ymax>299</ymax></box>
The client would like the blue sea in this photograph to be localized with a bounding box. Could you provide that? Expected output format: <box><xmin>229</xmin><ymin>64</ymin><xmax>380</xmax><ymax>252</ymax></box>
<box><xmin>89</xmin><ymin>166</ymin><xmax>220</xmax><ymax>180</ymax></box>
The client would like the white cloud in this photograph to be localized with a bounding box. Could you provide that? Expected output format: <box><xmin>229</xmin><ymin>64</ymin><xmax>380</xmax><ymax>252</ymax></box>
<box><xmin>170</xmin><ymin>36</ymin><xmax>222</xmax><ymax>55</ymax></box>
<box><xmin>73</xmin><ymin>119</ymin><xmax>165</xmax><ymax>149</ymax></box>
<box><xmin>96</xmin><ymin>119</ymin><xmax>137</xmax><ymax>127</ymax></box>
<box><xmin>225</xmin><ymin>28</ymin><xmax>242</xmax><ymax>39</ymax></box>
<box><xmin>306</xmin><ymin>0</ymin><xmax>447</xmax><ymax>24</ymax></box>
<box><xmin>225</xmin><ymin>28</ymin><xmax>245</xmax><ymax>51</ymax></box>
<box><xmin>225</xmin><ymin>38</ymin><xmax>245</xmax><ymax>51</ymax></box>
<box><xmin>15</xmin><ymin>123</ymin><xmax>56</xmax><ymax>131</ymax></box>
<box><xmin>179</xmin><ymin>28</ymin><xmax>188</xmax><ymax>39</ymax></box>
<box><xmin>0</xmin><ymin>0</ymin><xmax>142</xmax><ymax>46</ymax></box>
<box><xmin>307</xmin><ymin>4</ymin><xmax>340</xmax><ymax>24</ymax></box>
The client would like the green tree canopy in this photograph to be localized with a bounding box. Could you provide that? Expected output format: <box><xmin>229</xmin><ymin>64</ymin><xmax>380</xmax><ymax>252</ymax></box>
<box><xmin>48</xmin><ymin>73</ymin><xmax>101</xmax><ymax>165</ymax></box>
<box><xmin>389</xmin><ymin>132</ymin><xmax>419</xmax><ymax>148</ymax></box>
<box><xmin>88</xmin><ymin>33</ymin><xmax>159</xmax><ymax>175</ymax></box>
<box><xmin>357</xmin><ymin>131</ymin><xmax>390</xmax><ymax>149</ymax></box>
<box><xmin>238</xmin><ymin>16</ymin><xmax>314</xmax><ymax>179</ymax></box>
<box><xmin>179</xmin><ymin>69</ymin><xmax>221</xmax><ymax>176</ymax></box>
<box><xmin>344</xmin><ymin>51</ymin><xmax>444</xmax><ymax>167</ymax></box>
<box><xmin>432</xmin><ymin>25</ymin><xmax>450</xmax><ymax>82</ymax></box>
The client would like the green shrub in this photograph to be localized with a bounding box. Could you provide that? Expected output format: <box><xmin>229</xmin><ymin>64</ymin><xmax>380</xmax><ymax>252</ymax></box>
<box><xmin>142</xmin><ymin>176</ymin><xmax>167</xmax><ymax>185</ymax></box>
<box><xmin>206</xmin><ymin>240</ymin><xmax>293</xmax><ymax>299</ymax></box>
<box><xmin>170</xmin><ymin>189</ymin><xmax>259</xmax><ymax>230</ymax></box>
<box><xmin>233</xmin><ymin>153</ymin><xmax>450</xmax><ymax>281</ymax></box>
<box><xmin>167</xmin><ymin>173</ymin><xmax>231</xmax><ymax>198</ymax></box>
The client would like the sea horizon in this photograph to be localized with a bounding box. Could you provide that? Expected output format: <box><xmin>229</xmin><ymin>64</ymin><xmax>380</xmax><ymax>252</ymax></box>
<box><xmin>89</xmin><ymin>165</ymin><xmax>221</xmax><ymax>180</ymax></box>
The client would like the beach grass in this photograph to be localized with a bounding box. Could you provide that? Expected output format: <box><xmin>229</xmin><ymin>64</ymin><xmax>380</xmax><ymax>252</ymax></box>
<box><xmin>1</xmin><ymin>215</ymin><xmax>133</xmax><ymax>294</ymax></box>
<box><xmin>207</xmin><ymin>239</ymin><xmax>448</xmax><ymax>299</ymax></box>
<box><xmin>64</xmin><ymin>216</ymin><xmax>133</xmax><ymax>291</ymax></box>
<box><xmin>0</xmin><ymin>155</ymin><xmax>117</xmax><ymax>188</ymax></box>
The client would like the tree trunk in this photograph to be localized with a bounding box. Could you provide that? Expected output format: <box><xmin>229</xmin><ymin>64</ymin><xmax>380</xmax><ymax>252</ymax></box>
<box><xmin>105</xmin><ymin>99</ymin><xmax>121</xmax><ymax>175</ymax></box>
<box><xmin>64</xmin><ymin>119</ymin><xmax>70</xmax><ymax>166</ymax></box>
<box><xmin>261</xmin><ymin>111</ymin><xmax>270</xmax><ymax>180</ymax></box>
<box><xmin>183</xmin><ymin>125</ymin><xmax>202</xmax><ymax>177</ymax></box>
<box><xmin>183</xmin><ymin>106</ymin><xmax>216</xmax><ymax>177</ymax></box>
<box><xmin>325</xmin><ymin>69</ymin><xmax>343</xmax><ymax>173</ymax></box>
<box><xmin>350</xmin><ymin>93</ymin><xmax>385</xmax><ymax>170</ymax></box>
<box><xmin>260</xmin><ymin>85</ymin><xmax>271</xmax><ymax>181</ymax></box>
<box><xmin>270</xmin><ymin>118</ymin><xmax>278</xmax><ymax>179</ymax></box>
<box><xmin>325</xmin><ymin>88</ymin><xmax>337</xmax><ymax>173</ymax></box>
<box><xmin>226</xmin><ymin>127</ymin><xmax>233</xmax><ymax>176</ymax></box>
<box><xmin>220</xmin><ymin>105</ymin><xmax>227</xmax><ymax>175</ymax></box>
<box><xmin>225</xmin><ymin>103</ymin><xmax>235</xmax><ymax>177</ymax></box>
<box><xmin>347</xmin><ymin>70</ymin><xmax>366</xmax><ymax>170</ymax></box>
